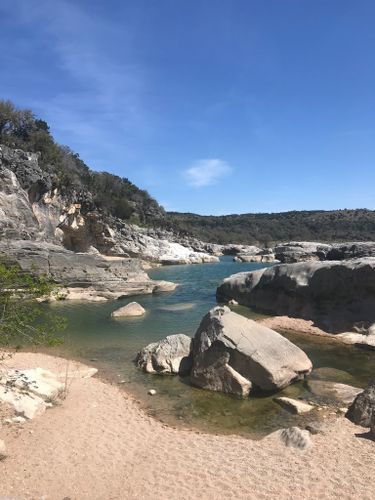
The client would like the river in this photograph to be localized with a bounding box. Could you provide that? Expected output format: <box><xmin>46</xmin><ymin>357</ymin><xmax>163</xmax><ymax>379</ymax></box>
<box><xmin>49</xmin><ymin>256</ymin><xmax>375</xmax><ymax>437</ymax></box>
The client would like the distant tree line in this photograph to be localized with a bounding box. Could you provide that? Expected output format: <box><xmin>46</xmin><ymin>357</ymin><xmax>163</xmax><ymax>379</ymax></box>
<box><xmin>157</xmin><ymin>209</ymin><xmax>375</xmax><ymax>245</ymax></box>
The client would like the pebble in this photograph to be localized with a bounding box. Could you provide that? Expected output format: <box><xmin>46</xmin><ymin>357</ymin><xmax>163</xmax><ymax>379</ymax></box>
<box><xmin>12</xmin><ymin>416</ymin><xmax>26</xmax><ymax>424</ymax></box>
<box><xmin>148</xmin><ymin>389</ymin><xmax>157</xmax><ymax>396</ymax></box>
<box><xmin>0</xmin><ymin>439</ymin><xmax>7</xmax><ymax>460</ymax></box>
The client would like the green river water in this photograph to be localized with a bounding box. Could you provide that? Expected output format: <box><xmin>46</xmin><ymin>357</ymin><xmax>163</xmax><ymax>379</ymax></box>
<box><xmin>47</xmin><ymin>256</ymin><xmax>375</xmax><ymax>437</ymax></box>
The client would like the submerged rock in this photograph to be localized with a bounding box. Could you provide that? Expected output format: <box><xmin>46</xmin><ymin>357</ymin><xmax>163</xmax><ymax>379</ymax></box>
<box><xmin>190</xmin><ymin>306</ymin><xmax>312</xmax><ymax>397</ymax></box>
<box><xmin>346</xmin><ymin>379</ymin><xmax>375</xmax><ymax>428</ymax></box>
<box><xmin>111</xmin><ymin>302</ymin><xmax>146</xmax><ymax>318</ymax></box>
<box><xmin>275</xmin><ymin>397</ymin><xmax>314</xmax><ymax>414</ymax></box>
<box><xmin>136</xmin><ymin>334</ymin><xmax>193</xmax><ymax>375</ymax></box>
<box><xmin>307</xmin><ymin>380</ymin><xmax>362</xmax><ymax>405</ymax></box>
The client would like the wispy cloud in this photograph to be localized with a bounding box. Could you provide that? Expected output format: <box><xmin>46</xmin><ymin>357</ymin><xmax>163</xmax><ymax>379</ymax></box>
<box><xmin>0</xmin><ymin>0</ymin><xmax>150</xmax><ymax>168</ymax></box>
<box><xmin>184</xmin><ymin>159</ymin><xmax>233</xmax><ymax>188</ymax></box>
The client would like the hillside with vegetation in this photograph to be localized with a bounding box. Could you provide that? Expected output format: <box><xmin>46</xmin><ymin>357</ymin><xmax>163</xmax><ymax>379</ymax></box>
<box><xmin>0</xmin><ymin>100</ymin><xmax>163</xmax><ymax>224</ymax></box>
<box><xmin>159</xmin><ymin>210</ymin><xmax>375</xmax><ymax>245</ymax></box>
<box><xmin>2</xmin><ymin>99</ymin><xmax>375</xmax><ymax>246</ymax></box>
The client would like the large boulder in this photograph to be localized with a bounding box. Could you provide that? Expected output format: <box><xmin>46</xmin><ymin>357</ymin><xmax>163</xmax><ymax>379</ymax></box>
<box><xmin>346</xmin><ymin>379</ymin><xmax>375</xmax><ymax>428</ymax></box>
<box><xmin>136</xmin><ymin>334</ymin><xmax>193</xmax><ymax>375</ymax></box>
<box><xmin>216</xmin><ymin>259</ymin><xmax>375</xmax><ymax>332</ymax></box>
<box><xmin>190</xmin><ymin>306</ymin><xmax>312</xmax><ymax>397</ymax></box>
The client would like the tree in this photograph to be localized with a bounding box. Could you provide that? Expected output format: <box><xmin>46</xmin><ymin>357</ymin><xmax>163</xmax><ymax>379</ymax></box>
<box><xmin>0</xmin><ymin>260</ymin><xmax>66</xmax><ymax>360</ymax></box>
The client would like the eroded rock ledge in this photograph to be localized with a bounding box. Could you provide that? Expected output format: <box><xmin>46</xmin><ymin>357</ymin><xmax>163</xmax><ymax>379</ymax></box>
<box><xmin>0</xmin><ymin>240</ymin><xmax>176</xmax><ymax>301</ymax></box>
<box><xmin>216</xmin><ymin>259</ymin><xmax>375</xmax><ymax>336</ymax></box>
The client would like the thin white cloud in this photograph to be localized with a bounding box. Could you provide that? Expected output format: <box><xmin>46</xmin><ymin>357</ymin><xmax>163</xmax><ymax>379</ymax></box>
<box><xmin>184</xmin><ymin>159</ymin><xmax>233</xmax><ymax>187</ymax></box>
<box><xmin>0</xmin><ymin>0</ymin><xmax>150</xmax><ymax>167</ymax></box>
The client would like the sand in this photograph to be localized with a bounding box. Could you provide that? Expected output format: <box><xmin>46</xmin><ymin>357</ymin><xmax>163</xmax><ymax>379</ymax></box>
<box><xmin>1</xmin><ymin>352</ymin><xmax>374</xmax><ymax>500</ymax></box>
<box><xmin>259</xmin><ymin>316</ymin><xmax>345</xmax><ymax>338</ymax></box>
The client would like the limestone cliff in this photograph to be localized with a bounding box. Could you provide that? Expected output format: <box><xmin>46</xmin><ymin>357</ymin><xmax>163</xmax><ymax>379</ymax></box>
<box><xmin>0</xmin><ymin>144</ymin><xmax>218</xmax><ymax>265</ymax></box>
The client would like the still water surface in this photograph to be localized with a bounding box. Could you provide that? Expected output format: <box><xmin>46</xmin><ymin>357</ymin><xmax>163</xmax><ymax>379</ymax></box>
<box><xmin>50</xmin><ymin>257</ymin><xmax>375</xmax><ymax>437</ymax></box>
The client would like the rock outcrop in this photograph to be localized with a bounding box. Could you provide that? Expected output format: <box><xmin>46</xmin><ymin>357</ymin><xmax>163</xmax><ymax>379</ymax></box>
<box><xmin>0</xmin><ymin>240</ymin><xmax>176</xmax><ymax>301</ymax></box>
<box><xmin>274</xmin><ymin>241</ymin><xmax>375</xmax><ymax>263</ymax></box>
<box><xmin>0</xmin><ymin>144</ymin><xmax>219</xmax><ymax>265</ymax></box>
<box><xmin>217</xmin><ymin>259</ymin><xmax>375</xmax><ymax>333</ymax></box>
<box><xmin>190</xmin><ymin>306</ymin><xmax>312</xmax><ymax>397</ymax></box>
<box><xmin>274</xmin><ymin>242</ymin><xmax>332</xmax><ymax>263</ymax></box>
<box><xmin>136</xmin><ymin>334</ymin><xmax>193</xmax><ymax>375</ymax></box>
<box><xmin>346</xmin><ymin>379</ymin><xmax>375</xmax><ymax>429</ymax></box>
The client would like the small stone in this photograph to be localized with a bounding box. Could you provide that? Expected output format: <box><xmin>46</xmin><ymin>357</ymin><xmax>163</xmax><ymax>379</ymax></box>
<box><xmin>0</xmin><ymin>439</ymin><xmax>7</xmax><ymax>460</ymax></box>
<box><xmin>305</xmin><ymin>424</ymin><xmax>322</xmax><ymax>435</ymax></box>
<box><xmin>12</xmin><ymin>416</ymin><xmax>26</xmax><ymax>424</ymax></box>
<box><xmin>280</xmin><ymin>427</ymin><xmax>312</xmax><ymax>450</ymax></box>
<box><xmin>148</xmin><ymin>389</ymin><xmax>157</xmax><ymax>396</ymax></box>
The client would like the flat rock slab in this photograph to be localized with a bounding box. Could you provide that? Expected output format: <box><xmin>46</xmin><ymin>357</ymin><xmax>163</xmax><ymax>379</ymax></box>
<box><xmin>159</xmin><ymin>303</ymin><xmax>196</xmax><ymax>312</ymax></box>
<box><xmin>275</xmin><ymin>397</ymin><xmax>314</xmax><ymax>414</ymax></box>
<box><xmin>0</xmin><ymin>367</ymin><xmax>64</xmax><ymax>419</ymax></box>
<box><xmin>308</xmin><ymin>380</ymin><xmax>362</xmax><ymax>405</ymax></box>
<box><xmin>111</xmin><ymin>302</ymin><xmax>146</xmax><ymax>318</ymax></box>
<box><xmin>1</xmin><ymin>368</ymin><xmax>65</xmax><ymax>402</ymax></box>
<box><xmin>0</xmin><ymin>385</ymin><xmax>46</xmax><ymax>420</ymax></box>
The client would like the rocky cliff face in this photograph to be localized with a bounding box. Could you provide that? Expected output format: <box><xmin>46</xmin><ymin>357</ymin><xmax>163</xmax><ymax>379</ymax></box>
<box><xmin>0</xmin><ymin>239</ymin><xmax>176</xmax><ymax>301</ymax></box>
<box><xmin>0</xmin><ymin>144</ymin><xmax>219</xmax><ymax>265</ymax></box>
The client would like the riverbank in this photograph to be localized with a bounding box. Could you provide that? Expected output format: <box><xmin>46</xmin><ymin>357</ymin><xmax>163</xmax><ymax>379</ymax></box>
<box><xmin>1</xmin><ymin>352</ymin><xmax>374</xmax><ymax>500</ymax></box>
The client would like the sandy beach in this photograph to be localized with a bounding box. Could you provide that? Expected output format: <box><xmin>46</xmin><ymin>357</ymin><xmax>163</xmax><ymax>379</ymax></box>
<box><xmin>0</xmin><ymin>352</ymin><xmax>374</xmax><ymax>500</ymax></box>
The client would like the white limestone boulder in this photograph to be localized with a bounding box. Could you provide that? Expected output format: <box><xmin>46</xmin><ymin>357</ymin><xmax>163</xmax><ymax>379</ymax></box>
<box><xmin>111</xmin><ymin>302</ymin><xmax>146</xmax><ymax>318</ymax></box>
<box><xmin>190</xmin><ymin>306</ymin><xmax>312</xmax><ymax>397</ymax></box>
<box><xmin>136</xmin><ymin>334</ymin><xmax>193</xmax><ymax>375</ymax></box>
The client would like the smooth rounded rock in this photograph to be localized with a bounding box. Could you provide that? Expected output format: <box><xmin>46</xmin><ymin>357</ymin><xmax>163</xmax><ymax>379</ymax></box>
<box><xmin>111</xmin><ymin>302</ymin><xmax>146</xmax><ymax>318</ymax></box>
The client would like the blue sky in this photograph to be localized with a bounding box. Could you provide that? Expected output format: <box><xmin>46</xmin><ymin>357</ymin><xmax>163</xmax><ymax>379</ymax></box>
<box><xmin>1</xmin><ymin>0</ymin><xmax>375</xmax><ymax>215</ymax></box>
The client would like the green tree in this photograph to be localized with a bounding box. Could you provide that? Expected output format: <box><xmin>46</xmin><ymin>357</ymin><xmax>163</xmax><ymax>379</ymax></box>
<box><xmin>0</xmin><ymin>261</ymin><xmax>66</xmax><ymax>359</ymax></box>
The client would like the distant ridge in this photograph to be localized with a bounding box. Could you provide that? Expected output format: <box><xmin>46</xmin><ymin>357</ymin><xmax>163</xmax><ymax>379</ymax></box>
<box><xmin>159</xmin><ymin>209</ymin><xmax>375</xmax><ymax>245</ymax></box>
